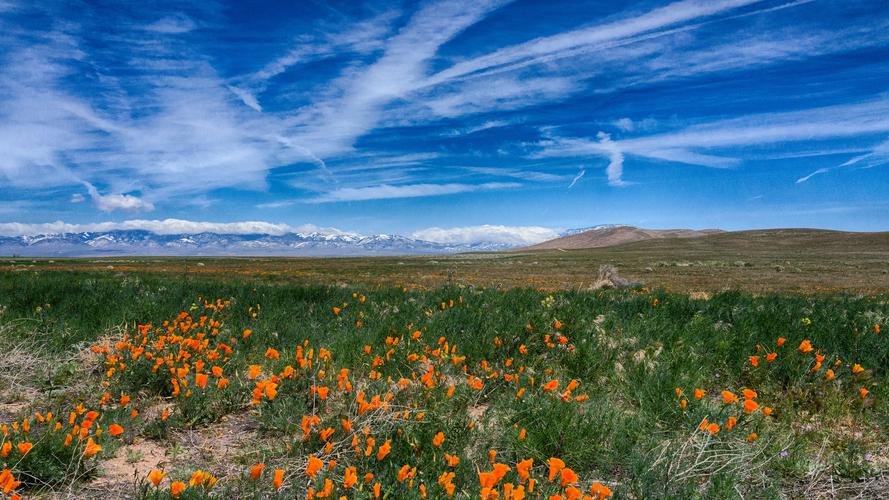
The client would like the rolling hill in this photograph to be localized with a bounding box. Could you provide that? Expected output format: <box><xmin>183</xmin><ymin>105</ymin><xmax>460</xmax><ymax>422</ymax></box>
<box><xmin>522</xmin><ymin>225</ymin><xmax>722</xmax><ymax>250</ymax></box>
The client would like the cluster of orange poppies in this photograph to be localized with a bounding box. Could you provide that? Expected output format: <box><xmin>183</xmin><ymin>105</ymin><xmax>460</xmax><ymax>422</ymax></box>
<box><xmin>676</xmin><ymin>335</ymin><xmax>877</xmax><ymax>441</ymax></box>
<box><xmin>82</xmin><ymin>291</ymin><xmax>617</xmax><ymax>498</ymax></box>
<box><xmin>0</xmin><ymin>399</ymin><xmax>137</xmax><ymax>497</ymax></box>
<box><xmin>750</xmin><ymin>337</ymin><xmax>872</xmax><ymax>400</ymax></box>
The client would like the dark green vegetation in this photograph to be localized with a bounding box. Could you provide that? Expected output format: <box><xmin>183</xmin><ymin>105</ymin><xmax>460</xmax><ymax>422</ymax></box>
<box><xmin>4</xmin><ymin>229</ymin><xmax>889</xmax><ymax>294</ymax></box>
<box><xmin>0</xmin><ymin>267</ymin><xmax>887</xmax><ymax>498</ymax></box>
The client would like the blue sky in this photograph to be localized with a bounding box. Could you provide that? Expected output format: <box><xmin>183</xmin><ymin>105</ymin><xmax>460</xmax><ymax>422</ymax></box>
<box><xmin>1</xmin><ymin>0</ymin><xmax>888</xmax><ymax>245</ymax></box>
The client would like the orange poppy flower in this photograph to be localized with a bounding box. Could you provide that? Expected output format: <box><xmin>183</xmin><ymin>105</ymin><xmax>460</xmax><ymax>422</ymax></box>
<box><xmin>271</xmin><ymin>469</ymin><xmax>284</xmax><ymax>490</ymax></box>
<box><xmin>743</xmin><ymin>399</ymin><xmax>760</xmax><ymax>414</ymax></box>
<box><xmin>721</xmin><ymin>391</ymin><xmax>739</xmax><ymax>404</ymax></box>
<box><xmin>859</xmin><ymin>387</ymin><xmax>869</xmax><ymax>399</ymax></box>
<box><xmin>170</xmin><ymin>481</ymin><xmax>186</xmax><ymax>498</ymax></box>
<box><xmin>343</xmin><ymin>466</ymin><xmax>357</xmax><ymax>489</ymax></box>
<box><xmin>852</xmin><ymin>364</ymin><xmax>864</xmax><ymax>374</ymax></box>
<box><xmin>433</xmin><ymin>432</ymin><xmax>445</xmax><ymax>447</ymax></box>
<box><xmin>83</xmin><ymin>438</ymin><xmax>102</xmax><ymax>457</ymax></box>
<box><xmin>108</xmin><ymin>424</ymin><xmax>124</xmax><ymax>437</ymax></box>
<box><xmin>746</xmin><ymin>433</ymin><xmax>758</xmax><ymax>442</ymax></box>
<box><xmin>741</xmin><ymin>389</ymin><xmax>757</xmax><ymax>400</ymax></box>
<box><xmin>589</xmin><ymin>481</ymin><xmax>613</xmax><ymax>499</ymax></box>
<box><xmin>766</xmin><ymin>352</ymin><xmax>777</xmax><ymax>363</ymax></box>
<box><xmin>397</xmin><ymin>464</ymin><xmax>412</xmax><ymax>482</ymax></box>
<box><xmin>560</xmin><ymin>467</ymin><xmax>579</xmax><ymax>487</ymax></box>
<box><xmin>148</xmin><ymin>469</ymin><xmax>165</xmax><ymax>487</ymax></box>
<box><xmin>776</xmin><ymin>337</ymin><xmax>786</xmax><ymax>347</ymax></box>
<box><xmin>547</xmin><ymin>457</ymin><xmax>565</xmax><ymax>481</ymax></box>
<box><xmin>195</xmin><ymin>373</ymin><xmax>208</xmax><ymax>389</ymax></box>
<box><xmin>541</xmin><ymin>380</ymin><xmax>559</xmax><ymax>392</ymax></box>
<box><xmin>798</xmin><ymin>340</ymin><xmax>813</xmax><ymax>353</ymax></box>
<box><xmin>16</xmin><ymin>443</ymin><xmax>32</xmax><ymax>456</ymax></box>
<box><xmin>306</xmin><ymin>456</ymin><xmax>323</xmax><ymax>479</ymax></box>
<box><xmin>706</xmin><ymin>422</ymin><xmax>720</xmax><ymax>435</ymax></box>
<box><xmin>492</xmin><ymin>463</ymin><xmax>511</xmax><ymax>481</ymax></box>
<box><xmin>693</xmin><ymin>388</ymin><xmax>706</xmax><ymax>400</ymax></box>
<box><xmin>445</xmin><ymin>453</ymin><xmax>460</xmax><ymax>467</ymax></box>
<box><xmin>749</xmin><ymin>356</ymin><xmax>759</xmax><ymax>367</ymax></box>
<box><xmin>315</xmin><ymin>385</ymin><xmax>330</xmax><ymax>399</ymax></box>
<box><xmin>725</xmin><ymin>416</ymin><xmax>737</xmax><ymax>430</ymax></box>
<box><xmin>377</xmin><ymin>440</ymin><xmax>391</xmax><ymax>461</ymax></box>
<box><xmin>516</xmin><ymin>458</ymin><xmax>533</xmax><ymax>482</ymax></box>
<box><xmin>250</xmin><ymin>463</ymin><xmax>264</xmax><ymax>480</ymax></box>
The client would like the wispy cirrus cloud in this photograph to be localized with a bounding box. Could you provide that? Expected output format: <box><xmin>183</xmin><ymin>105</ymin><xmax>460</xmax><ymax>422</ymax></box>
<box><xmin>307</xmin><ymin>182</ymin><xmax>520</xmax><ymax>203</ymax></box>
<box><xmin>287</xmin><ymin>0</ymin><xmax>511</xmax><ymax>157</ymax></box>
<box><xmin>536</xmin><ymin>98</ymin><xmax>889</xmax><ymax>184</ymax></box>
<box><xmin>421</xmin><ymin>0</ymin><xmax>764</xmax><ymax>87</ymax></box>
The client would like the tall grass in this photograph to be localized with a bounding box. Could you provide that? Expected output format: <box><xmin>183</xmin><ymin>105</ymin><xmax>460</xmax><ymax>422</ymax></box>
<box><xmin>0</xmin><ymin>270</ymin><xmax>886</xmax><ymax>497</ymax></box>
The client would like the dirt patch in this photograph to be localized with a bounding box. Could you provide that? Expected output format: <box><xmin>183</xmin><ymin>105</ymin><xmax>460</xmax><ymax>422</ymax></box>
<box><xmin>171</xmin><ymin>410</ymin><xmax>259</xmax><ymax>469</ymax></box>
<box><xmin>91</xmin><ymin>438</ymin><xmax>167</xmax><ymax>489</ymax></box>
<box><xmin>0</xmin><ymin>387</ymin><xmax>40</xmax><ymax>421</ymax></box>
<box><xmin>689</xmin><ymin>291</ymin><xmax>712</xmax><ymax>300</ymax></box>
<box><xmin>467</xmin><ymin>403</ymin><xmax>489</xmax><ymax>425</ymax></box>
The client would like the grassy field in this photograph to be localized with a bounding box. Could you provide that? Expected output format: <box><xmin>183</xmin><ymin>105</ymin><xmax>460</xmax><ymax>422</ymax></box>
<box><xmin>5</xmin><ymin>229</ymin><xmax>889</xmax><ymax>294</ymax></box>
<box><xmin>0</xmin><ymin>261</ymin><xmax>887</xmax><ymax>498</ymax></box>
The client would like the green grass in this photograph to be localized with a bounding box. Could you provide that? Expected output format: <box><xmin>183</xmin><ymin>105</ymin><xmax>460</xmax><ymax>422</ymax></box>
<box><xmin>0</xmin><ymin>270</ymin><xmax>886</xmax><ymax>498</ymax></box>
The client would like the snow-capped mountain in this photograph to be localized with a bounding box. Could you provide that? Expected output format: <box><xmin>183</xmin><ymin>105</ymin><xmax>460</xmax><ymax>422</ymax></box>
<box><xmin>557</xmin><ymin>224</ymin><xmax>630</xmax><ymax>237</ymax></box>
<box><xmin>0</xmin><ymin>230</ymin><xmax>515</xmax><ymax>257</ymax></box>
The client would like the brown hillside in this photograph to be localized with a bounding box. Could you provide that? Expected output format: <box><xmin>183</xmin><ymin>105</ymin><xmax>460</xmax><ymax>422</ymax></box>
<box><xmin>524</xmin><ymin>225</ymin><xmax>722</xmax><ymax>250</ymax></box>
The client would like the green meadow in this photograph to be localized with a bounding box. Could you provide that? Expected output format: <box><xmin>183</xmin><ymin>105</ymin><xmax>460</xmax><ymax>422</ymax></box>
<box><xmin>0</xmin><ymin>269</ymin><xmax>886</xmax><ymax>498</ymax></box>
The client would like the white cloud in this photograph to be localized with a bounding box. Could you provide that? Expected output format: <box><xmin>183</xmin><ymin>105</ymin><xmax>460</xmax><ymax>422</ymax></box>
<box><xmin>614</xmin><ymin>117</ymin><xmax>657</xmax><ymax>132</ymax></box>
<box><xmin>84</xmin><ymin>183</ymin><xmax>154</xmax><ymax>212</ymax></box>
<box><xmin>418</xmin><ymin>76</ymin><xmax>577</xmax><ymax>119</ymax></box>
<box><xmin>567</xmin><ymin>169</ymin><xmax>585</xmax><ymax>188</ymax></box>
<box><xmin>837</xmin><ymin>138</ymin><xmax>889</xmax><ymax>168</ymax></box>
<box><xmin>145</xmin><ymin>14</ymin><xmax>197</xmax><ymax>34</ymax></box>
<box><xmin>614</xmin><ymin>118</ymin><xmax>635</xmax><ymax>132</ymax></box>
<box><xmin>422</xmin><ymin>0</ymin><xmax>762</xmax><ymax>87</ymax></box>
<box><xmin>596</xmin><ymin>132</ymin><xmax>626</xmax><ymax>187</ymax></box>
<box><xmin>70</xmin><ymin>193</ymin><xmax>85</xmax><ymax>203</ymax></box>
<box><xmin>0</xmin><ymin>20</ymin><xmax>321</xmax><ymax>207</ymax></box>
<box><xmin>287</xmin><ymin>0</ymin><xmax>510</xmax><ymax>157</ymax></box>
<box><xmin>0</xmin><ymin>219</ymin><xmax>351</xmax><ymax>237</ymax></box>
<box><xmin>412</xmin><ymin>224</ymin><xmax>560</xmax><ymax>246</ymax></box>
<box><xmin>465</xmin><ymin>167</ymin><xmax>569</xmax><ymax>183</ymax></box>
<box><xmin>795</xmin><ymin>168</ymin><xmax>829</xmax><ymax>184</ymax></box>
<box><xmin>227</xmin><ymin>86</ymin><xmax>263</xmax><ymax>112</ymax></box>
<box><xmin>535</xmin><ymin>98</ymin><xmax>889</xmax><ymax>183</ymax></box>
<box><xmin>308</xmin><ymin>182</ymin><xmax>520</xmax><ymax>203</ymax></box>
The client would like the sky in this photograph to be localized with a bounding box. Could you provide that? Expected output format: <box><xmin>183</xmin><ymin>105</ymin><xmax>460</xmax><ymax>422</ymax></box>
<box><xmin>1</xmin><ymin>0</ymin><xmax>888</xmax><ymax>245</ymax></box>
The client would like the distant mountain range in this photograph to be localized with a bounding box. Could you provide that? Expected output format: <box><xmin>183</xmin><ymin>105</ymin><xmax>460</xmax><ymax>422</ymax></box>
<box><xmin>0</xmin><ymin>229</ymin><xmax>514</xmax><ymax>257</ymax></box>
<box><xmin>0</xmin><ymin>225</ymin><xmax>721</xmax><ymax>257</ymax></box>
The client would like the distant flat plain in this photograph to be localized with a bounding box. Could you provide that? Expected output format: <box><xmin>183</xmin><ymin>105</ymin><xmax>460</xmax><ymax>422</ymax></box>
<box><xmin>3</xmin><ymin>229</ymin><xmax>888</xmax><ymax>293</ymax></box>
